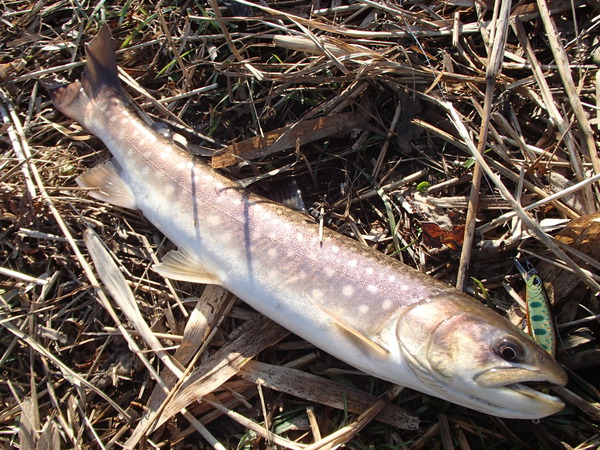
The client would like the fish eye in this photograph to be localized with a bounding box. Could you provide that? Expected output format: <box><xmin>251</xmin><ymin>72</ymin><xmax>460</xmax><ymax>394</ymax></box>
<box><xmin>496</xmin><ymin>337</ymin><xmax>523</xmax><ymax>361</ymax></box>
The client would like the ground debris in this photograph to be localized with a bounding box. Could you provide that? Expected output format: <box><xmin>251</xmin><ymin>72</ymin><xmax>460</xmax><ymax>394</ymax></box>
<box><xmin>1</xmin><ymin>1</ymin><xmax>599</xmax><ymax>448</ymax></box>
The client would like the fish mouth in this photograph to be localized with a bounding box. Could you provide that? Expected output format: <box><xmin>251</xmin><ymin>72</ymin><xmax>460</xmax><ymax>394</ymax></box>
<box><xmin>467</xmin><ymin>382</ymin><xmax>566</xmax><ymax>418</ymax></box>
<box><xmin>474</xmin><ymin>365</ymin><xmax>568</xmax><ymax>389</ymax></box>
<box><xmin>506</xmin><ymin>382</ymin><xmax>564</xmax><ymax>406</ymax></box>
<box><xmin>471</xmin><ymin>367</ymin><xmax>567</xmax><ymax>416</ymax></box>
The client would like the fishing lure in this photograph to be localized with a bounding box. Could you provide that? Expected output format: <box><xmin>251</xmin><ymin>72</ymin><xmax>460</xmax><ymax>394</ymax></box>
<box><xmin>515</xmin><ymin>259</ymin><xmax>557</xmax><ymax>357</ymax></box>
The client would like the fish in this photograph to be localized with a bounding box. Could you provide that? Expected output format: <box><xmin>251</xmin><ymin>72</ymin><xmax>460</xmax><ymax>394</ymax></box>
<box><xmin>515</xmin><ymin>259</ymin><xmax>557</xmax><ymax>357</ymax></box>
<box><xmin>50</xmin><ymin>24</ymin><xmax>568</xmax><ymax>419</ymax></box>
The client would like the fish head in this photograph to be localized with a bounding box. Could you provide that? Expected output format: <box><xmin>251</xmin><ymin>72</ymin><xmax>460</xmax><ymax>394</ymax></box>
<box><xmin>395</xmin><ymin>294</ymin><xmax>567</xmax><ymax>418</ymax></box>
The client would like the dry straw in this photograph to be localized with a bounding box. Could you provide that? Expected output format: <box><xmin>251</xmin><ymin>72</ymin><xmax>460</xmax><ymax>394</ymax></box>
<box><xmin>1</xmin><ymin>0</ymin><xmax>599</xmax><ymax>448</ymax></box>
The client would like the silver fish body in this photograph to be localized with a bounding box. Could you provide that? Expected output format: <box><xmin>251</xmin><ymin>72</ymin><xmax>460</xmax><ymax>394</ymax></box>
<box><xmin>51</xmin><ymin>25</ymin><xmax>568</xmax><ymax>419</ymax></box>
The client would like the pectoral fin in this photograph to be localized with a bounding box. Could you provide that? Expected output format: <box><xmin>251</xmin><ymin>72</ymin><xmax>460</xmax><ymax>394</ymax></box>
<box><xmin>153</xmin><ymin>247</ymin><xmax>222</xmax><ymax>285</ymax></box>
<box><xmin>307</xmin><ymin>295</ymin><xmax>389</xmax><ymax>357</ymax></box>
<box><xmin>77</xmin><ymin>160</ymin><xmax>137</xmax><ymax>209</ymax></box>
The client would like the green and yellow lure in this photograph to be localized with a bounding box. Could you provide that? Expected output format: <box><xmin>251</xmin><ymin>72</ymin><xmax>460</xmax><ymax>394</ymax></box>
<box><xmin>515</xmin><ymin>260</ymin><xmax>557</xmax><ymax>357</ymax></box>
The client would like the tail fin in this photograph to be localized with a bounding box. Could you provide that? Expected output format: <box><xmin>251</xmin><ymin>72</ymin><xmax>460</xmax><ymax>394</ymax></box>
<box><xmin>50</xmin><ymin>25</ymin><xmax>125</xmax><ymax>124</ymax></box>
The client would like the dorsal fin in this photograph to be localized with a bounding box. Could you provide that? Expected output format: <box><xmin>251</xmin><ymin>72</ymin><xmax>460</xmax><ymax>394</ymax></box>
<box><xmin>267</xmin><ymin>179</ymin><xmax>306</xmax><ymax>212</ymax></box>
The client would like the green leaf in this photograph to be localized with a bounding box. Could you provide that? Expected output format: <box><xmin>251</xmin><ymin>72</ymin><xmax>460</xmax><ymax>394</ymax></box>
<box><xmin>416</xmin><ymin>181</ymin><xmax>431</xmax><ymax>193</ymax></box>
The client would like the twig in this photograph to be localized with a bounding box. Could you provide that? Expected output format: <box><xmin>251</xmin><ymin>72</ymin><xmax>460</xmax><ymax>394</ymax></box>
<box><xmin>477</xmin><ymin>172</ymin><xmax>600</xmax><ymax>234</ymax></box>
<box><xmin>428</xmin><ymin>95</ymin><xmax>600</xmax><ymax>293</ymax></box>
<box><xmin>0</xmin><ymin>89</ymin><xmax>36</xmax><ymax>197</ymax></box>
<box><xmin>535</xmin><ymin>0</ymin><xmax>600</xmax><ymax>177</ymax></box>
<box><xmin>204</xmin><ymin>396</ymin><xmax>305</xmax><ymax>450</ymax></box>
<box><xmin>0</xmin><ymin>318</ymin><xmax>131</xmax><ymax>420</ymax></box>
<box><xmin>372</xmin><ymin>100</ymin><xmax>403</xmax><ymax>180</ymax></box>
<box><xmin>0</xmin><ymin>267</ymin><xmax>48</xmax><ymax>285</ymax></box>
<box><xmin>456</xmin><ymin>0</ymin><xmax>512</xmax><ymax>291</ymax></box>
<box><xmin>304</xmin><ymin>386</ymin><xmax>404</xmax><ymax>449</ymax></box>
<box><xmin>512</xmin><ymin>18</ymin><xmax>594</xmax><ymax>213</ymax></box>
<box><xmin>157</xmin><ymin>10</ymin><xmax>194</xmax><ymax>88</ymax></box>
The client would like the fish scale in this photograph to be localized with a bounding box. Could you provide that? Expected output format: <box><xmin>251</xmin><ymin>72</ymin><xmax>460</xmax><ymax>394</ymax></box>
<box><xmin>49</xmin><ymin>24</ymin><xmax>568</xmax><ymax>419</ymax></box>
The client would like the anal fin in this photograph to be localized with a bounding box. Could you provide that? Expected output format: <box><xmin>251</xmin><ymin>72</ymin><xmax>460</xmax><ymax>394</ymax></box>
<box><xmin>153</xmin><ymin>247</ymin><xmax>222</xmax><ymax>285</ymax></box>
<box><xmin>77</xmin><ymin>160</ymin><xmax>136</xmax><ymax>209</ymax></box>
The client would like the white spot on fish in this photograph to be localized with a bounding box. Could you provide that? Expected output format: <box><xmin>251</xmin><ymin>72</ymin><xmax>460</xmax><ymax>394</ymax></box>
<box><xmin>207</xmin><ymin>215</ymin><xmax>221</xmax><ymax>226</ymax></box>
<box><xmin>186</xmin><ymin>161</ymin><xmax>194</xmax><ymax>169</ymax></box>
<box><xmin>296</xmin><ymin>232</ymin><xmax>303</xmax><ymax>241</ymax></box>
<box><xmin>116</xmin><ymin>128</ymin><xmax>126</xmax><ymax>141</ymax></box>
<box><xmin>311</xmin><ymin>288</ymin><xmax>324</xmax><ymax>300</ymax></box>
<box><xmin>220</xmin><ymin>232</ymin><xmax>232</xmax><ymax>243</ymax></box>
<box><xmin>365</xmin><ymin>267</ymin><xmax>374</xmax><ymax>275</ymax></box>
<box><xmin>267</xmin><ymin>247</ymin><xmax>278</xmax><ymax>258</ymax></box>
<box><xmin>342</xmin><ymin>285</ymin><xmax>354</xmax><ymax>296</ymax></box>
<box><xmin>139</xmin><ymin>165</ymin><xmax>151</xmax><ymax>176</ymax></box>
<box><xmin>160</xmin><ymin>146</ymin><xmax>173</xmax><ymax>159</ymax></box>
<box><xmin>214</xmin><ymin>192</ymin><xmax>225</xmax><ymax>203</ymax></box>
<box><xmin>399</xmin><ymin>285</ymin><xmax>409</xmax><ymax>291</ymax></box>
<box><xmin>324</xmin><ymin>267</ymin><xmax>335</xmax><ymax>277</ymax></box>
<box><xmin>359</xmin><ymin>305</ymin><xmax>369</xmax><ymax>314</ymax></box>
<box><xmin>382</xmin><ymin>299</ymin><xmax>393</xmax><ymax>310</ymax></box>
<box><xmin>163</xmin><ymin>183</ymin><xmax>175</xmax><ymax>197</ymax></box>
<box><xmin>331</xmin><ymin>245</ymin><xmax>340</xmax><ymax>254</ymax></box>
<box><xmin>348</xmin><ymin>260</ymin><xmax>357</xmax><ymax>268</ymax></box>
<box><xmin>137</xmin><ymin>123</ymin><xmax>158</xmax><ymax>145</ymax></box>
<box><xmin>388</xmin><ymin>275</ymin><xmax>396</xmax><ymax>283</ymax></box>
<box><xmin>367</xmin><ymin>284</ymin><xmax>378</xmax><ymax>293</ymax></box>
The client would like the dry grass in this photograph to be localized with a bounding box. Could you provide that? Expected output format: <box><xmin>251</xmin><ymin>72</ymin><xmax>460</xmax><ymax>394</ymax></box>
<box><xmin>1</xmin><ymin>0</ymin><xmax>600</xmax><ymax>448</ymax></box>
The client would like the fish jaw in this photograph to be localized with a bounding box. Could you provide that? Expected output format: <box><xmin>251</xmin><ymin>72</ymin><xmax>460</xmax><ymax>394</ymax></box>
<box><xmin>396</xmin><ymin>294</ymin><xmax>567</xmax><ymax>419</ymax></box>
